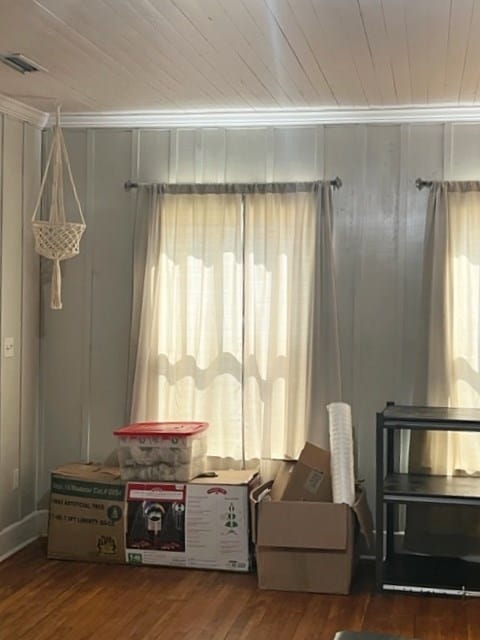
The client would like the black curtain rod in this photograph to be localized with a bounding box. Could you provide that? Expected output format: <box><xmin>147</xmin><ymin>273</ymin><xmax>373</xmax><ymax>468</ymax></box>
<box><xmin>415</xmin><ymin>179</ymin><xmax>433</xmax><ymax>190</ymax></box>
<box><xmin>124</xmin><ymin>177</ymin><xmax>342</xmax><ymax>192</ymax></box>
<box><xmin>415</xmin><ymin>179</ymin><xmax>480</xmax><ymax>191</ymax></box>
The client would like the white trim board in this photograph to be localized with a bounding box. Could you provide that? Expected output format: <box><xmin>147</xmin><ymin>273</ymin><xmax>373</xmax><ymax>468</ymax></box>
<box><xmin>5</xmin><ymin>96</ymin><xmax>480</xmax><ymax>130</ymax></box>
<box><xmin>0</xmin><ymin>510</ymin><xmax>48</xmax><ymax>562</ymax></box>
<box><xmin>48</xmin><ymin>105</ymin><xmax>480</xmax><ymax>129</ymax></box>
<box><xmin>0</xmin><ymin>95</ymin><xmax>48</xmax><ymax>129</ymax></box>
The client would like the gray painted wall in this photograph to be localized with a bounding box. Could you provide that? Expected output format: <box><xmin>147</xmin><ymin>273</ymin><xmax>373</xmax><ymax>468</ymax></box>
<box><xmin>38</xmin><ymin>122</ymin><xmax>478</xmax><ymax>511</ymax></box>
<box><xmin>0</xmin><ymin>114</ymin><xmax>41</xmax><ymax>553</ymax></box>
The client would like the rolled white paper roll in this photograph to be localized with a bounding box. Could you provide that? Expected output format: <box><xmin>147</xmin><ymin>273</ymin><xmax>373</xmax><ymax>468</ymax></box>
<box><xmin>327</xmin><ymin>402</ymin><xmax>355</xmax><ymax>506</ymax></box>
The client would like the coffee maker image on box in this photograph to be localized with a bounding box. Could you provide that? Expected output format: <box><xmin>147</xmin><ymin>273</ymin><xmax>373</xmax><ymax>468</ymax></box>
<box><xmin>143</xmin><ymin>501</ymin><xmax>166</xmax><ymax>536</ymax></box>
<box><xmin>127</xmin><ymin>499</ymin><xmax>186</xmax><ymax>551</ymax></box>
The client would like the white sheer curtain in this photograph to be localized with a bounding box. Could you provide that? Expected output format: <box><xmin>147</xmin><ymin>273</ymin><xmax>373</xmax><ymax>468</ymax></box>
<box><xmin>131</xmin><ymin>191</ymin><xmax>244</xmax><ymax>460</ymax></box>
<box><xmin>130</xmin><ymin>183</ymin><xmax>341</xmax><ymax>464</ymax></box>
<box><xmin>243</xmin><ymin>191</ymin><xmax>317</xmax><ymax>459</ymax></box>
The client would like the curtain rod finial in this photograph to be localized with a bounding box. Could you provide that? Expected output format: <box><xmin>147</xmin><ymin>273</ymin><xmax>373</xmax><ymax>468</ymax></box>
<box><xmin>331</xmin><ymin>177</ymin><xmax>342</xmax><ymax>189</ymax></box>
<box><xmin>416</xmin><ymin>178</ymin><xmax>433</xmax><ymax>190</ymax></box>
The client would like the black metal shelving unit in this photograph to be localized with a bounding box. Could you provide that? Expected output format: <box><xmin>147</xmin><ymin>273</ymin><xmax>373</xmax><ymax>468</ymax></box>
<box><xmin>376</xmin><ymin>402</ymin><xmax>480</xmax><ymax>597</ymax></box>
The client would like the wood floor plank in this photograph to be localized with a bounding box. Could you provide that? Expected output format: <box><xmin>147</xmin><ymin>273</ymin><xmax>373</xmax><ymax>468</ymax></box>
<box><xmin>413</xmin><ymin>595</ymin><xmax>475</xmax><ymax>640</ymax></box>
<box><xmin>465</xmin><ymin>596</ymin><xmax>480</xmax><ymax>640</ymax></box>
<box><xmin>361</xmin><ymin>591</ymin><xmax>417</xmax><ymax>638</ymax></box>
<box><xmin>0</xmin><ymin>540</ymin><xmax>475</xmax><ymax>640</ymax></box>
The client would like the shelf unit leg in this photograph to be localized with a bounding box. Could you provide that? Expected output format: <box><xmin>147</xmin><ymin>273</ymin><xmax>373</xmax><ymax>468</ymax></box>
<box><xmin>375</xmin><ymin>412</ymin><xmax>384</xmax><ymax>591</ymax></box>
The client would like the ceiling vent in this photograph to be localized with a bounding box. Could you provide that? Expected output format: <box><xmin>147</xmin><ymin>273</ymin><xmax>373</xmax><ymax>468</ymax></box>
<box><xmin>0</xmin><ymin>53</ymin><xmax>47</xmax><ymax>74</ymax></box>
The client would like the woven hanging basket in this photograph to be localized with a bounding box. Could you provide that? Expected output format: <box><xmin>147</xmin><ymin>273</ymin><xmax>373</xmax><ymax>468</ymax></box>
<box><xmin>32</xmin><ymin>106</ymin><xmax>86</xmax><ymax>309</ymax></box>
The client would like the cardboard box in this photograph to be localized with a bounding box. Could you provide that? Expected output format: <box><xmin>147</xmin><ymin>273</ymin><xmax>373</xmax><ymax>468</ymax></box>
<box><xmin>126</xmin><ymin>469</ymin><xmax>259</xmax><ymax>572</ymax></box>
<box><xmin>272</xmin><ymin>443</ymin><xmax>332</xmax><ymax>502</ymax></box>
<box><xmin>47</xmin><ymin>463</ymin><xmax>126</xmax><ymax>564</ymax></box>
<box><xmin>250</xmin><ymin>481</ymin><xmax>372</xmax><ymax>594</ymax></box>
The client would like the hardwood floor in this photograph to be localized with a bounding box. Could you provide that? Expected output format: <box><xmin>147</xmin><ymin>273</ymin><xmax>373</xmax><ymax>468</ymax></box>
<box><xmin>0</xmin><ymin>539</ymin><xmax>478</xmax><ymax>640</ymax></box>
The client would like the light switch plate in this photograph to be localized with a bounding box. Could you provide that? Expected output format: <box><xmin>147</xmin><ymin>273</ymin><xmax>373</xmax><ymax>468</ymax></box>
<box><xmin>4</xmin><ymin>337</ymin><xmax>14</xmax><ymax>358</ymax></box>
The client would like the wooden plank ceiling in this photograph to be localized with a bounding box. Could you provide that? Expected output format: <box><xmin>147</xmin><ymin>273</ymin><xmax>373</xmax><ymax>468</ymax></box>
<box><xmin>0</xmin><ymin>0</ymin><xmax>479</xmax><ymax>113</ymax></box>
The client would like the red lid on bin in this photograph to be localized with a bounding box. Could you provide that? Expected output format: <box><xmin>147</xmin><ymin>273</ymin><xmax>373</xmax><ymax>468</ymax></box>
<box><xmin>113</xmin><ymin>421</ymin><xmax>208</xmax><ymax>438</ymax></box>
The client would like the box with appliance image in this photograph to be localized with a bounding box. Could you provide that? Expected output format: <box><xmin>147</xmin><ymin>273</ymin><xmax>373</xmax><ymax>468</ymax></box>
<box><xmin>126</xmin><ymin>469</ymin><xmax>259</xmax><ymax>571</ymax></box>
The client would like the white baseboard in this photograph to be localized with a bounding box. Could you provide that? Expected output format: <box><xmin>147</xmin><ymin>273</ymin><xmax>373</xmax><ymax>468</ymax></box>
<box><xmin>0</xmin><ymin>509</ymin><xmax>48</xmax><ymax>562</ymax></box>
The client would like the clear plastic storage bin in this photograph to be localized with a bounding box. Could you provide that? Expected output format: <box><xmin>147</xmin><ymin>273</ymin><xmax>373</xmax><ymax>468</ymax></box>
<box><xmin>113</xmin><ymin>422</ymin><xmax>209</xmax><ymax>482</ymax></box>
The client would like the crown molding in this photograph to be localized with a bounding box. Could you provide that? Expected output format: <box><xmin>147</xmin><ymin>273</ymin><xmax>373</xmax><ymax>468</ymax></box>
<box><xmin>0</xmin><ymin>94</ymin><xmax>49</xmax><ymax>128</ymax></box>
<box><xmin>1</xmin><ymin>99</ymin><xmax>479</xmax><ymax>130</ymax></box>
<box><xmin>47</xmin><ymin>104</ymin><xmax>480</xmax><ymax>129</ymax></box>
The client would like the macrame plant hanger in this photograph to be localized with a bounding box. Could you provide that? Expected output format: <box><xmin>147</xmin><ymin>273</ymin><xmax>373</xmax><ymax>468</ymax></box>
<box><xmin>32</xmin><ymin>105</ymin><xmax>86</xmax><ymax>309</ymax></box>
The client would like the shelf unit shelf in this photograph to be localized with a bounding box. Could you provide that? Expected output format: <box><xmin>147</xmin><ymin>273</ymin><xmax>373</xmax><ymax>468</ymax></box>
<box><xmin>376</xmin><ymin>402</ymin><xmax>480</xmax><ymax>597</ymax></box>
<box><xmin>382</xmin><ymin>553</ymin><xmax>480</xmax><ymax>597</ymax></box>
<box><xmin>383</xmin><ymin>473</ymin><xmax>480</xmax><ymax>504</ymax></box>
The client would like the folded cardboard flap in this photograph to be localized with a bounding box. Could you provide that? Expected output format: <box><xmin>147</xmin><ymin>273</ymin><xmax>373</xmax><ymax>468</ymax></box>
<box><xmin>257</xmin><ymin>500</ymin><xmax>352</xmax><ymax>550</ymax></box>
<box><xmin>297</xmin><ymin>442</ymin><xmax>329</xmax><ymax>469</ymax></box>
<box><xmin>52</xmin><ymin>462</ymin><xmax>122</xmax><ymax>482</ymax></box>
<box><xmin>257</xmin><ymin>546</ymin><xmax>353</xmax><ymax>594</ymax></box>
<box><xmin>269</xmin><ymin>461</ymin><xmax>295</xmax><ymax>501</ymax></box>
<box><xmin>191</xmin><ymin>469</ymin><xmax>259</xmax><ymax>486</ymax></box>
<box><xmin>273</xmin><ymin>442</ymin><xmax>332</xmax><ymax>502</ymax></box>
<box><xmin>250</xmin><ymin>480</ymin><xmax>372</xmax><ymax>549</ymax></box>
<box><xmin>249</xmin><ymin>479</ymin><xmax>273</xmax><ymax>544</ymax></box>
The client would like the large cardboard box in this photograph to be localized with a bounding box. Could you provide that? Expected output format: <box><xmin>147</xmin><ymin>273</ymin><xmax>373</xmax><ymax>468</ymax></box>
<box><xmin>126</xmin><ymin>469</ymin><xmax>259</xmax><ymax>572</ymax></box>
<box><xmin>250</xmin><ymin>481</ymin><xmax>372</xmax><ymax>594</ymax></box>
<box><xmin>47</xmin><ymin>463</ymin><xmax>126</xmax><ymax>564</ymax></box>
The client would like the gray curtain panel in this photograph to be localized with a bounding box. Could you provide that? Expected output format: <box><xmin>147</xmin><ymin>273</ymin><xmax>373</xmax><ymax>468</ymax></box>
<box><xmin>406</xmin><ymin>181</ymin><xmax>480</xmax><ymax>556</ymax></box>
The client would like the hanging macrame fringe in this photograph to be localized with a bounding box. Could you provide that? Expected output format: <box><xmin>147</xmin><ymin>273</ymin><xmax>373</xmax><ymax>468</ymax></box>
<box><xmin>31</xmin><ymin>106</ymin><xmax>86</xmax><ymax>310</ymax></box>
<box><xmin>51</xmin><ymin>259</ymin><xmax>62</xmax><ymax>310</ymax></box>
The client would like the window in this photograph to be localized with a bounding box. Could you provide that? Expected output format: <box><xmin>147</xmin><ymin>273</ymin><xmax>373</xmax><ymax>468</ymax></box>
<box><xmin>131</xmin><ymin>184</ymin><xmax>340</xmax><ymax>463</ymax></box>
